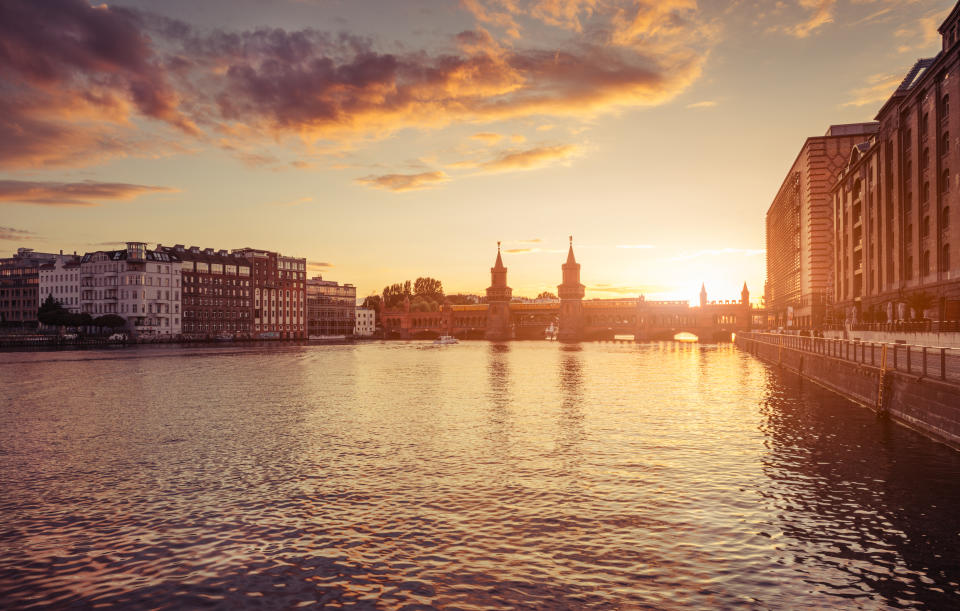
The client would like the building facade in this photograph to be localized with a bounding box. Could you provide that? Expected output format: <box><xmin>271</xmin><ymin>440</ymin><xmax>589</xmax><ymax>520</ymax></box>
<box><xmin>79</xmin><ymin>242</ymin><xmax>182</xmax><ymax>336</ymax></box>
<box><xmin>38</xmin><ymin>252</ymin><xmax>82</xmax><ymax>313</ymax></box>
<box><xmin>833</xmin><ymin>9</ymin><xmax>960</xmax><ymax>324</ymax></box>
<box><xmin>1</xmin><ymin>248</ymin><xmax>58</xmax><ymax>327</ymax></box>
<box><xmin>354</xmin><ymin>307</ymin><xmax>376</xmax><ymax>336</ymax></box>
<box><xmin>766</xmin><ymin>123</ymin><xmax>880</xmax><ymax>329</ymax></box>
<box><xmin>233</xmin><ymin>248</ymin><xmax>306</xmax><ymax>339</ymax></box>
<box><xmin>306</xmin><ymin>276</ymin><xmax>356</xmax><ymax>337</ymax></box>
<box><xmin>159</xmin><ymin>245</ymin><xmax>252</xmax><ymax>338</ymax></box>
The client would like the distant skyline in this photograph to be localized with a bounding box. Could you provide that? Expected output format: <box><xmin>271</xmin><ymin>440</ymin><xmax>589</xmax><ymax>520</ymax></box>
<box><xmin>0</xmin><ymin>0</ymin><xmax>952</xmax><ymax>303</ymax></box>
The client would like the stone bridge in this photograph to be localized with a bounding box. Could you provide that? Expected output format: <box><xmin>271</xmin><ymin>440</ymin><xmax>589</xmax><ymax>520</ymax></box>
<box><xmin>381</xmin><ymin>239</ymin><xmax>752</xmax><ymax>342</ymax></box>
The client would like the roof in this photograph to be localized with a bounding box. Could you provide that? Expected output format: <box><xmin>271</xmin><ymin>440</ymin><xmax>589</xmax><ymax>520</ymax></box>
<box><xmin>894</xmin><ymin>57</ymin><xmax>937</xmax><ymax>95</ymax></box>
<box><xmin>80</xmin><ymin>249</ymin><xmax>180</xmax><ymax>264</ymax></box>
<box><xmin>157</xmin><ymin>245</ymin><xmax>248</xmax><ymax>266</ymax></box>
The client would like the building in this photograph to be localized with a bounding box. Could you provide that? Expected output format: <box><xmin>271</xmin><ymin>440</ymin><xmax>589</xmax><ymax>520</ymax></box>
<box><xmin>79</xmin><ymin>242</ymin><xmax>182</xmax><ymax>336</ymax></box>
<box><xmin>232</xmin><ymin>248</ymin><xmax>306</xmax><ymax>339</ymax></box>
<box><xmin>557</xmin><ymin>236</ymin><xmax>585</xmax><ymax>341</ymax></box>
<box><xmin>766</xmin><ymin>123</ymin><xmax>880</xmax><ymax>329</ymax></box>
<box><xmin>1</xmin><ymin>248</ymin><xmax>58</xmax><ymax>327</ymax></box>
<box><xmin>158</xmin><ymin>245</ymin><xmax>252</xmax><ymax>339</ymax></box>
<box><xmin>306</xmin><ymin>276</ymin><xmax>356</xmax><ymax>337</ymax></box>
<box><xmin>354</xmin><ymin>307</ymin><xmax>376</xmax><ymax>336</ymax></box>
<box><xmin>38</xmin><ymin>252</ymin><xmax>82</xmax><ymax>313</ymax></box>
<box><xmin>831</xmin><ymin>11</ymin><xmax>960</xmax><ymax>324</ymax></box>
<box><xmin>485</xmin><ymin>242</ymin><xmax>513</xmax><ymax>340</ymax></box>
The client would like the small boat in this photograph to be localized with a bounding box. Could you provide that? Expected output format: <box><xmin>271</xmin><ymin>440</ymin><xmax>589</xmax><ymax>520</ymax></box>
<box><xmin>433</xmin><ymin>335</ymin><xmax>459</xmax><ymax>345</ymax></box>
<box><xmin>308</xmin><ymin>334</ymin><xmax>348</xmax><ymax>342</ymax></box>
<box><xmin>545</xmin><ymin>323</ymin><xmax>559</xmax><ymax>340</ymax></box>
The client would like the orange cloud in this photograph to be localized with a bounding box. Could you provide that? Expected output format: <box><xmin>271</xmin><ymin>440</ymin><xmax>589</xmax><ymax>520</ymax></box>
<box><xmin>356</xmin><ymin>171</ymin><xmax>450</xmax><ymax>192</ymax></box>
<box><xmin>472</xmin><ymin>132</ymin><xmax>505</xmax><ymax>144</ymax></box>
<box><xmin>0</xmin><ymin>180</ymin><xmax>175</xmax><ymax>207</ymax></box>
<box><xmin>480</xmin><ymin>144</ymin><xmax>578</xmax><ymax>172</ymax></box>
<box><xmin>842</xmin><ymin>72</ymin><xmax>903</xmax><ymax>108</ymax></box>
<box><xmin>780</xmin><ymin>0</ymin><xmax>836</xmax><ymax>38</ymax></box>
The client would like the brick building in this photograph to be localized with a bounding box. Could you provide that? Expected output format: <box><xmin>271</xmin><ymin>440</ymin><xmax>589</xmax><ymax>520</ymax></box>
<box><xmin>159</xmin><ymin>245</ymin><xmax>252</xmax><ymax>338</ymax></box>
<box><xmin>766</xmin><ymin>123</ymin><xmax>880</xmax><ymax>329</ymax></box>
<box><xmin>232</xmin><ymin>248</ymin><xmax>306</xmax><ymax>339</ymax></box>
<box><xmin>833</xmin><ymin>8</ymin><xmax>960</xmax><ymax>324</ymax></box>
<box><xmin>0</xmin><ymin>248</ymin><xmax>58</xmax><ymax>328</ymax></box>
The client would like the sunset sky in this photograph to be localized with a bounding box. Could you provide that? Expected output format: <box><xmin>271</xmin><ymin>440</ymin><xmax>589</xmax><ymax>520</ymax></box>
<box><xmin>0</xmin><ymin>0</ymin><xmax>952</xmax><ymax>303</ymax></box>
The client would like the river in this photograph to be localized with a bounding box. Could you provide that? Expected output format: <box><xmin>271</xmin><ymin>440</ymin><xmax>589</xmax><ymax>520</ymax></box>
<box><xmin>1</xmin><ymin>341</ymin><xmax>959</xmax><ymax>608</ymax></box>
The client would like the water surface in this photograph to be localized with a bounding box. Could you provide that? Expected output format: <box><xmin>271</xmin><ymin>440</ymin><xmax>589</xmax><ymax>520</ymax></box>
<box><xmin>1</xmin><ymin>341</ymin><xmax>959</xmax><ymax>609</ymax></box>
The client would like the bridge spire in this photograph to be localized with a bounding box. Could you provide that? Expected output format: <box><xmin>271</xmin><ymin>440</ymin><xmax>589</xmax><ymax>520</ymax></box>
<box><xmin>566</xmin><ymin>235</ymin><xmax>576</xmax><ymax>264</ymax></box>
<box><xmin>700</xmin><ymin>282</ymin><xmax>707</xmax><ymax>308</ymax></box>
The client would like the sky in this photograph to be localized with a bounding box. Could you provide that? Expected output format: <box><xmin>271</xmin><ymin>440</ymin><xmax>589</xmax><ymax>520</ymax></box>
<box><xmin>0</xmin><ymin>0</ymin><xmax>953</xmax><ymax>304</ymax></box>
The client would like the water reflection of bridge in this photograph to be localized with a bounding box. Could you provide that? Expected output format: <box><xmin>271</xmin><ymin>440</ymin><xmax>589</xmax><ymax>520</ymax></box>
<box><xmin>381</xmin><ymin>239</ymin><xmax>752</xmax><ymax>342</ymax></box>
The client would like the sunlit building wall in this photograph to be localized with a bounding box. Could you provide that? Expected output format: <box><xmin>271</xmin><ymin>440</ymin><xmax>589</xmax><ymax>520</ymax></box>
<box><xmin>354</xmin><ymin>307</ymin><xmax>376</xmax><ymax>337</ymax></box>
<box><xmin>833</xmin><ymin>10</ymin><xmax>960</xmax><ymax>323</ymax></box>
<box><xmin>38</xmin><ymin>252</ymin><xmax>81</xmax><ymax>313</ymax></box>
<box><xmin>765</xmin><ymin>123</ymin><xmax>880</xmax><ymax>329</ymax></box>
<box><xmin>80</xmin><ymin>242</ymin><xmax>182</xmax><ymax>336</ymax></box>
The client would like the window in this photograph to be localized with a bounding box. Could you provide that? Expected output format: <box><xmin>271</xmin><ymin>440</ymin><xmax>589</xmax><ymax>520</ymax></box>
<box><xmin>922</xmin><ymin>250</ymin><xmax>931</xmax><ymax>276</ymax></box>
<box><xmin>944</xmin><ymin>206</ymin><xmax>951</xmax><ymax>228</ymax></box>
<box><xmin>922</xmin><ymin>147</ymin><xmax>930</xmax><ymax>171</ymax></box>
<box><xmin>942</xmin><ymin>132</ymin><xmax>950</xmax><ymax>155</ymax></box>
<box><xmin>922</xmin><ymin>181</ymin><xmax>931</xmax><ymax>205</ymax></box>
<box><xmin>922</xmin><ymin>215</ymin><xmax>931</xmax><ymax>237</ymax></box>
<box><xmin>942</xmin><ymin>169</ymin><xmax>951</xmax><ymax>193</ymax></box>
<box><xmin>944</xmin><ymin>244</ymin><xmax>952</xmax><ymax>271</ymax></box>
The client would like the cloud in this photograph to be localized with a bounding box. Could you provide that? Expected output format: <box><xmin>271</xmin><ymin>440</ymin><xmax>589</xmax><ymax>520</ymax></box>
<box><xmin>616</xmin><ymin>244</ymin><xmax>655</xmax><ymax>249</ymax></box>
<box><xmin>588</xmin><ymin>283</ymin><xmax>671</xmax><ymax>296</ymax></box>
<box><xmin>308</xmin><ymin>260</ymin><xmax>334</xmax><ymax>269</ymax></box>
<box><xmin>0</xmin><ymin>0</ymin><xmax>711</xmax><ymax>167</ymax></box>
<box><xmin>268</xmin><ymin>196</ymin><xmax>313</xmax><ymax>207</ymax></box>
<box><xmin>517</xmin><ymin>238</ymin><xmax>543</xmax><ymax>244</ymax></box>
<box><xmin>841</xmin><ymin>72</ymin><xmax>903</xmax><ymax>108</ymax></box>
<box><xmin>893</xmin><ymin>7</ymin><xmax>949</xmax><ymax>54</ymax></box>
<box><xmin>0</xmin><ymin>227</ymin><xmax>37</xmax><ymax>241</ymax></box>
<box><xmin>668</xmin><ymin>248</ymin><xmax>765</xmax><ymax>262</ymax></box>
<box><xmin>479</xmin><ymin>144</ymin><xmax>578</xmax><ymax>172</ymax></box>
<box><xmin>0</xmin><ymin>180</ymin><xmax>174</xmax><ymax>207</ymax></box>
<box><xmin>356</xmin><ymin>171</ymin><xmax>449</xmax><ymax>192</ymax></box>
<box><xmin>782</xmin><ymin>0</ymin><xmax>836</xmax><ymax>38</ymax></box>
<box><xmin>685</xmin><ymin>100</ymin><xmax>717</xmax><ymax>109</ymax></box>
<box><xmin>471</xmin><ymin>132</ymin><xmax>504</xmax><ymax>144</ymax></box>
<box><xmin>504</xmin><ymin>247</ymin><xmax>564</xmax><ymax>254</ymax></box>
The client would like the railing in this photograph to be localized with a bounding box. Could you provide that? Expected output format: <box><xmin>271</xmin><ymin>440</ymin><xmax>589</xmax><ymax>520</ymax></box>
<box><xmin>740</xmin><ymin>331</ymin><xmax>960</xmax><ymax>383</ymax></box>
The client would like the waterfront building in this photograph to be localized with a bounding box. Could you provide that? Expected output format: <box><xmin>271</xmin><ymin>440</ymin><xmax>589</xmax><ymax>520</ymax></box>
<box><xmin>306</xmin><ymin>276</ymin><xmax>357</xmax><ymax>337</ymax></box>
<box><xmin>158</xmin><ymin>245</ymin><xmax>252</xmax><ymax>339</ymax></box>
<box><xmin>832</xmin><ymin>10</ymin><xmax>960</xmax><ymax>324</ymax></box>
<box><xmin>38</xmin><ymin>252</ymin><xmax>82</xmax><ymax>313</ymax></box>
<box><xmin>0</xmin><ymin>248</ymin><xmax>58</xmax><ymax>328</ymax></box>
<box><xmin>354</xmin><ymin>307</ymin><xmax>376</xmax><ymax>337</ymax></box>
<box><xmin>79</xmin><ymin>242</ymin><xmax>182</xmax><ymax>336</ymax></box>
<box><xmin>766</xmin><ymin>123</ymin><xmax>880</xmax><ymax>329</ymax></box>
<box><xmin>232</xmin><ymin>248</ymin><xmax>306</xmax><ymax>339</ymax></box>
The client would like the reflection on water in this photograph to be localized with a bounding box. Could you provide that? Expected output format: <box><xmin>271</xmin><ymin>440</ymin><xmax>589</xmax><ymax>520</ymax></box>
<box><xmin>1</xmin><ymin>341</ymin><xmax>959</xmax><ymax>609</ymax></box>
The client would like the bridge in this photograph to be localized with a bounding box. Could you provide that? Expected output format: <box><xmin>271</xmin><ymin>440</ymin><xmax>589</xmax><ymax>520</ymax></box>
<box><xmin>381</xmin><ymin>239</ymin><xmax>752</xmax><ymax>342</ymax></box>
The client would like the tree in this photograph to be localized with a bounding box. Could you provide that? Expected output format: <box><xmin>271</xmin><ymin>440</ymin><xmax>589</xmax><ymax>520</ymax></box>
<box><xmin>382</xmin><ymin>282</ymin><xmax>412</xmax><ymax>309</ymax></box>
<box><xmin>536</xmin><ymin>291</ymin><xmax>557</xmax><ymax>300</ymax></box>
<box><xmin>414</xmin><ymin>277</ymin><xmax>444</xmax><ymax>302</ymax></box>
<box><xmin>362</xmin><ymin>294</ymin><xmax>382</xmax><ymax>311</ymax></box>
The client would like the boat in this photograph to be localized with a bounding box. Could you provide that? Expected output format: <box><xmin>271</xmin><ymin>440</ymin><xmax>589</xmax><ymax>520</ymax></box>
<box><xmin>545</xmin><ymin>323</ymin><xmax>559</xmax><ymax>340</ymax></box>
<box><xmin>433</xmin><ymin>335</ymin><xmax>459</xmax><ymax>345</ymax></box>
<box><xmin>308</xmin><ymin>334</ymin><xmax>348</xmax><ymax>342</ymax></box>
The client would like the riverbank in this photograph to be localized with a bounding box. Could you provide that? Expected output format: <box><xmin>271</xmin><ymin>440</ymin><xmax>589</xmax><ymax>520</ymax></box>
<box><xmin>736</xmin><ymin>331</ymin><xmax>960</xmax><ymax>450</ymax></box>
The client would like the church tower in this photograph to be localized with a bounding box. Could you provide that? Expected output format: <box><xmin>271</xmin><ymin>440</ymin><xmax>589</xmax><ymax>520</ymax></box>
<box><xmin>485</xmin><ymin>242</ymin><xmax>513</xmax><ymax>340</ymax></box>
<box><xmin>700</xmin><ymin>283</ymin><xmax>708</xmax><ymax>308</ymax></box>
<box><xmin>558</xmin><ymin>236</ymin><xmax>585</xmax><ymax>341</ymax></box>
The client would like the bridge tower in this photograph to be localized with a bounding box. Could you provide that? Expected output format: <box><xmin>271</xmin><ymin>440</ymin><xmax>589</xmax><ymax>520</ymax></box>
<box><xmin>741</xmin><ymin>282</ymin><xmax>750</xmax><ymax>306</ymax></box>
<box><xmin>485</xmin><ymin>242</ymin><xmax>513</xmax><ymax>340</ymax></box>
<box><xmin>558</xmin><ymin>236</ymin><xmax>585</xmax><ymax>341</ymax></box>
<box><xmin>700</xmin><ymin>283</ymin><xmax>708</xmax><ymax>308</ymax></box>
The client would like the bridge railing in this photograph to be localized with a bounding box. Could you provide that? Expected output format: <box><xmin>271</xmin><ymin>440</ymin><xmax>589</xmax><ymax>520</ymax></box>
<box><xmin>739</xmin><ymin>331</ymin><xmax>960</xmax><ymax>384</ymax></box>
